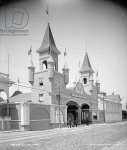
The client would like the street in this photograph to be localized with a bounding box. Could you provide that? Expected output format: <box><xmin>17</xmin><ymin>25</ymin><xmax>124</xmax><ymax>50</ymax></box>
<box><xmin>0</xmin><ymin>121</ymin><xmax>127</xmax><ymax>150</ymax></box>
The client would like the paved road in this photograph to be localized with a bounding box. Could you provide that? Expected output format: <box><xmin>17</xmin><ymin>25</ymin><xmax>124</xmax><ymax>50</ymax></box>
<box><xmin>0</xmin><ymin>122</ymin><xmax>127</xmax><ymax>150</ymax></box>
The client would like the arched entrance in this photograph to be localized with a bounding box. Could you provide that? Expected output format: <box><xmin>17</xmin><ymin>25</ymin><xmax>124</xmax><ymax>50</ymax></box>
<box><xmin>81</xmin><ymin>104</ymin><xmax>90</xmax><ymax>124</ymax></box>
<box><xmin>67</xmin><ymin>101</ymin><xmax>79</xmax><ymax>126</ymax></box>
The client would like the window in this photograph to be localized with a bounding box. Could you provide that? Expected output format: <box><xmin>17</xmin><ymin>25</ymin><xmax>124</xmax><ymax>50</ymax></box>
<box><xmin>42</xmin><ymin>60</ymin><xmax>47</xmax><ymax>70</ymax></box>
<box><xmin>39</xmin><ymin>78</ymin><xmax>44</xmax><ymax>87</ymax></box>
<box><xmin>39</xmin><ymin>94</ymin><xmax>44</xmax><ymax>97</ymax></box>
<box><xmin>39</xmin><ymin>82</ymin><xmax>43</xmax><ymax>86</ymax></box>
<box><xmin>93</xmin><ymin>112</ymin><xmax>97</xmax><ymax>120</ymax></box>
<box><xmin>39</xmin><ymin>94</ymin><xmax>44</xmax><ymax>102</ymax></box>
<box><xmin>83</xmin><ymin>78</ymin><xmax>87</xmax><ymax>84</ymax></box>
<box><xmin>56</xmin><ymin>94</ymin><xmax>60</xmax><ymax>104</ymax></box>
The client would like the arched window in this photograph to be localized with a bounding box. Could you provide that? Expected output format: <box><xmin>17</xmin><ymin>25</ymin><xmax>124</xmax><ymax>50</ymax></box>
<box><xmin>42</xmin><ymin>60</ymin><xmax>47</xmax><ymax>70</ymax></box>
<box><xmin>83</xmin><ymin>78</ymin><xmax>87</xmax><ymax>84</ymax></box>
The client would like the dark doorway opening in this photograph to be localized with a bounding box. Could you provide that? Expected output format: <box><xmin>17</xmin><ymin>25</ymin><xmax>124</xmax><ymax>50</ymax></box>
<box><xmin>81</xmin><ymin>104</ymin><xmax>90</xmax><ymax>124</ymax></box>
<box><xmin>67</xmin><ymin>101</ymin><xmax>78</xmax><ymax>127</ymax></box>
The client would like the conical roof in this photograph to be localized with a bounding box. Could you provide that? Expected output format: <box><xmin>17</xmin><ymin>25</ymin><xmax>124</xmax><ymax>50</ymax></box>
<box><xmin>80</xmin><ymin>52</ymin><xmax>94</xmax><ymax>73</ymax></box>
<box><xmin>37</xmin><ymin>23</ymin><xmax>61</xmax><ymax>55</ymax></box>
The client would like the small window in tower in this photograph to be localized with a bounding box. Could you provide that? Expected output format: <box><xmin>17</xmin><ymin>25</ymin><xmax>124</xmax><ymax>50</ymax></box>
<box><xmin>39</xmin><ymin>94</ymin><xmax>44</xmax><ymax>102</ymax></box>
<box><xmin>83</xmin><ymin>78</ymin><xmax>87</xmax><ymax>84</ymax></box>
<box><xmin>42</xmin><ymin>60</ymin><xmax>47</xmax><ymax>70</ymax></box>
<box><xmin>93</xmin><ymin>112</ymin><xmax>97</xmax><ymax>120</ymax></box>
<box><xmin>39</xmin><ymin>82</ymin><xmax>43</xmax><ymax>86</ymax></box>
<box><xmin>39</xmin><ymin>78</ymin><xmax>44</xmax><ymax>87</ymax></box>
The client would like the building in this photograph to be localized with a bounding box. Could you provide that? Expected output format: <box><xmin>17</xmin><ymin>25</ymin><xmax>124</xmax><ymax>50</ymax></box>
<box><xmin>0</xmin><ymin>23</ymin><xmax>122</xmax><ymax>131</ymax></box>
<box><xmin>98</xmin><ymin>92</ymin><xmax>122</xmax><ymax>122</ymax></box>
<box><xmin>0</xmin><ymin>72</ymin><xmax>14</xmax><ymax>130</ymax></box>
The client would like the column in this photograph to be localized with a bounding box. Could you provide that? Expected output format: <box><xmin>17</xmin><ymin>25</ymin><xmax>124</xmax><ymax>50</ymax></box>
<box><xmin>78</xmin><ymin>107</ymin><xmax>81</xmax><ymax>125</ymax></box>
<box><xmin>21</xmin><ymin>103</ymin><xmax>30</xmax><ymax>131</ymax></box>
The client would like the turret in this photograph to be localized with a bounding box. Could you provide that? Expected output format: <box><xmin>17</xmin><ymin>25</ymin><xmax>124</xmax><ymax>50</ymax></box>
<box><xmin>47</xmin><ymin>56</ymin><xmax>55</xmax><ymax>79</ymax></box>
<box><xmin>62</xmin><ymin>65</ymin><xmax>69</xmax><ymax>85</ymax></box>
<box><xmin>80</xmin><ymin>52</ymin><xmax>94</xmax><ymax>86</ymax></box>
<box><xmin>36</xmin><ymin>23</ymin><xmax>61</xmax><ymax>72</ymax></box>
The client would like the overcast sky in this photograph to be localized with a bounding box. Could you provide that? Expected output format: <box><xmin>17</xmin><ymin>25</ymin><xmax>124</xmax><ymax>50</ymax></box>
<box><xmin>0</xmin><ymin>0</ymin><xmax>127</xmax><ymax>102</ymax></box>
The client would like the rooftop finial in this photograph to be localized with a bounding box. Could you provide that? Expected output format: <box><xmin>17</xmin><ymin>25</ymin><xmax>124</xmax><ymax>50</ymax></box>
<box><xmin>46</xmin><ymin>3</ymin><xmax>49</xmax><ymax>24</ymax></box>
<box><xmin>63</xmin><ymin>48</ymin><xmax>68</xmax><ymax>68</ymax></box>
<box><xmin>96</xmin><ymin>71</ymin><xmax>99</xmax><ymax>83</ymax></box>
<box><xmin>28</xmin><ymin>46</ymin><xmax>34</xmax><ymax>67</ymax></box>
<box><xmin>17</xmin><ymin>77</ymin><xmax>20</xmax><ymax>91</ymax></box>
<box><xmin>85</xmin><ymin>40</ymin><xmax>87</xmax><ymax>53</ymax></box>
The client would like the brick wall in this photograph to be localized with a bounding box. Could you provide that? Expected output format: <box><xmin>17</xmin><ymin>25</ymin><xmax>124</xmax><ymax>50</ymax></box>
<box><xmin>30</xmin><ymin>103</ymin><xmax>51</xmax><ymax>130</ymax></box>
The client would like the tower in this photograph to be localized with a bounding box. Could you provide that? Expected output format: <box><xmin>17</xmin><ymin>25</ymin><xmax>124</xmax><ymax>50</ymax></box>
<box><xmin>37</xmin><ymin>23</ymin><xmax>61</xmax><ymax>72</ymax></box>
<box><xmin>80</xmin><ymin>52</ymin><xmax>94</xmax><ymax>92</ymax></box>
<box><xmin>30</xmin><ymin>23</ymin><xmax>61</xmax><ymax>104</ymax></box>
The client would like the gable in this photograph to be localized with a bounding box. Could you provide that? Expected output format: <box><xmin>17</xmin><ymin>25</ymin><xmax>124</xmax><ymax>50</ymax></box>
<box><xmin>72</xmin><ymin>82</ymin><xmax>86</xmax><ymax>97</ymax></box>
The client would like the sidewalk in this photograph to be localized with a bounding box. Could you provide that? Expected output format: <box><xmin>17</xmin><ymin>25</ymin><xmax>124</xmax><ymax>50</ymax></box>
<box><xmin>0</xmin><ymin>121</ymin><xmax>127</xmax><ymax>134</ymax></box>
<box><xmin>102</xmin><ymin>139</ymin><xmax>127</xmax><ymax>150</ymax></box>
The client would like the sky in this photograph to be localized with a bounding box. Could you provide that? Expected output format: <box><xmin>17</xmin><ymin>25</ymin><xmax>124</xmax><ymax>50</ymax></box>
<box><xmin>0</xmin><ymin>0</ymin><xmax>127</xmax><ymax>103</ymax></box>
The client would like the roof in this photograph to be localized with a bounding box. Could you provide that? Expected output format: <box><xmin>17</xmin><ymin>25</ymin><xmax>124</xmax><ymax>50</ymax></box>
<box><xmin>0</xmin><ymin>72</ymin><xmax>14</xmax><ymax>85</ymax></box>
<box><xmin>37</xmin><ymin>23</ymin><xmax>61</xmax><ymax>55</ymax></box>
<box><xmin>10</xmin><ymin>92</ymin><xmax>38</xmax><ymax>103</ymax></box>
<box><xmin>80</xmin><ymin>52</ymin><xmax>94</xmax><ymax>73</ymax></box>
<box><xmin>11</xmin><ymin>90</ymin><xmax>23</xmax><ymax>97</ymax></box>
<box><xmin>101</xmin><ymin>94</ymin><xmax>121</xmax><ymax>103</ymax></box>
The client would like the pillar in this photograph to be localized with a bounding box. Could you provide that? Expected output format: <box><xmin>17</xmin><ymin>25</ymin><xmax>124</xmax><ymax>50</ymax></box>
<box><xmin>64</xmin><ymin>106</ymin><xmax>67</xmax><ymax>125</ymax></box>
<box><xmin>78</xmin><ymin>107</ymin><xmax>81</xmax><ymax>125</ymax></box>
<box><xmin>20</xmin><ymin>103</ymin><xmax>30</xmax><ymax>131</ymax></box>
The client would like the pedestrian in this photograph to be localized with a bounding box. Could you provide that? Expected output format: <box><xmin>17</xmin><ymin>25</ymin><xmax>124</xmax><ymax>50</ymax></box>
<box><xmin>69</xmin><ymin>120</ymin><xmax>71</xmax><ymax>128</ymax></box>
<box><xmin>86</xmin><ymin>118</ymin><xmax>89</xmax><ymax>126</ymax></box>
<box><xmin>74</xmin><ymin>119</ymin><xmax>78</xmax><ymax>127</ymax></box>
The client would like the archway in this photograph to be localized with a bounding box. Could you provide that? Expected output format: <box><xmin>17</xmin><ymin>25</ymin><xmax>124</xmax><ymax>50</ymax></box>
<box><xmin>81</xmin><ymin>104</ymin><xmax>90</xmax><ymax>124</ymax></box>
<box><xmin>42</xmin><ymin>60</ymin><xmax>47</xmax><ymax>70</ymax></box>
<box><xmin>67</xmin><ymin>101</ymin><xmax>79</xmax><ymax>126</ymax></box>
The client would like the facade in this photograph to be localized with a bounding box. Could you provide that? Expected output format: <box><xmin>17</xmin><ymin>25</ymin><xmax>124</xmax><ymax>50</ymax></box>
<box><xmin>0</xmin><ymin>23</ymin><xmax>122</xmax><ymax>130</ymax></box>
<box><xmin>98</xmin><ymin>92</ymin><xmax>122</xmax><ymax>122</ymax></box>
<box><xmin>0</xmin><ymin>73</ymin><xmax>14</xmax><ymax>130</ymax></box>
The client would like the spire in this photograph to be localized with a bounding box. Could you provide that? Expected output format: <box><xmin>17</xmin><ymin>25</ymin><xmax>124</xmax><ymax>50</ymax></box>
<box><xmin>80</xmin><ymin>52</ymin><xmax>94</xmax><ymax>73</ymax></box>
<box><xmin>37</xmin><ymin>23</ymin><xmax>61</xmax><ymax>55</ymax></box>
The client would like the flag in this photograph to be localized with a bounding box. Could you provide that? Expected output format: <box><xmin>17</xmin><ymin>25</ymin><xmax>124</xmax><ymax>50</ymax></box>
<box><xmin>64</xmin><ymin>48</ymin><xmax>67</xmax><ymax>56</ymax></box>
<box><xmin>28</xmin><ymin>47</ymin><xmax>32</xmax><ymax>56</ymax></box>
<box><xmin>46</xmin><ymin>6</ymin><xmax>48</xmax><ymax>15</ymax></box>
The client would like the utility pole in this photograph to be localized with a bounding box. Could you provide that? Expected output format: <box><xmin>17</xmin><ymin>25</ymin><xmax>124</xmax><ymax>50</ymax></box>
<box><xmin>102</xmin><ymin>92</ymin><xmax>106</xmax><ymax>123</ymax></box>
<box><xmin>7</xmin><ymin>54</ymin><xmax>10</xmax><ymax>117</ymax></box>
<box><xmin>58</xmin><ymin>81</ymin><xmax>61</xmax><ymax>128</ymax></box>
